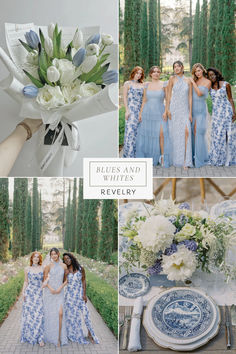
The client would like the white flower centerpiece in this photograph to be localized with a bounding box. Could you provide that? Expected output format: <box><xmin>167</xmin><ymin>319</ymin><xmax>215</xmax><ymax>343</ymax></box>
<box><xmin>120</xmin><ymin>199</ymin><xmax>236</xmax><ymax>282</ymax></box>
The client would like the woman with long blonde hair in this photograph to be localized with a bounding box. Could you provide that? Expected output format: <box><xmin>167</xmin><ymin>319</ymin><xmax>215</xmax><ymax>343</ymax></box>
<box><xmin>123</xmin><ymin>66</ymin><xmax>144</xmax><ymax>157</ymax></box>
<box><xmin>190</xmin><ymin>63</ymin><xmax>211</xmax><ymax>167</ymax></box>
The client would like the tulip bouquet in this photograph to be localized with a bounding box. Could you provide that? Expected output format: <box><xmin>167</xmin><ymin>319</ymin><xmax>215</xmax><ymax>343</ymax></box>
<box><xmin>120</xmin><ymin>199</ymin><xmax>236</xmax><ymax>282</ymax></box>
<box><xmin>20</xmin><ymin>24</ymin><xmax>117</xmax><ymax>109</ymax></box>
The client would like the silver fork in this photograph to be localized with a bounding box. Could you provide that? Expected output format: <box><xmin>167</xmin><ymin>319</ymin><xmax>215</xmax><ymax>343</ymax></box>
<box><xmin>122</xmin><ymin>307</ymin><xmax>132</xmax><ymax>350</ymax></box>
<box><xmin>119</xmin><ymin>312</ymin><xmax>125</xmax><ymax>338</ymax></box>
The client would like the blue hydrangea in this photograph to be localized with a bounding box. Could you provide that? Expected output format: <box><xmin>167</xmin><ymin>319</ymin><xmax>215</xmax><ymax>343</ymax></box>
<box><xmin>178</xmin><ymin>202</ymin><xmax>190</xmax><ymax>210</ymax></box>
<box><xmin>148</xmin><ymin>260</ymin><xmax>162</xmax><ymax>275</ymax></box>
<box><xmin>179</xmin><ymin>214</ymin><xmax>189</xmax><ymax>225</ymax></box>
<box><xmin>164</xmin><ymin>243</ymin><xmax>178</xmax><ymax>255</ymax></box>
<box><xmin>179</xmin><ymin>240</ymin><xmax>197</xmax><ymax>252</ymax></box>
<box><xmin>168</xmin><ymin>215</ymin><xmax>177</xmax><ymax>224</ymax></box>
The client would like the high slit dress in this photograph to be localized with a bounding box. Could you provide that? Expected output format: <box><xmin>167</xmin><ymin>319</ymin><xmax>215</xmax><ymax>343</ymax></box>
<box><xmin>136</xmin><ymin>82</ymin><xmax>171</xmax><ymax>166</ymax></box>
<box><xmin>44</xmin><ymin>261</ymin><xmax>68</xmax><ymax>346</ymax></box>
<box><xmin>192</xmin><ymin>85</ymin><xmax>209</xmax><ymax>167</ymax></box>
<box><xmin>169</xmin><ymin>76</ymin><xmax>193</xmax><ymax>167</ymax></box>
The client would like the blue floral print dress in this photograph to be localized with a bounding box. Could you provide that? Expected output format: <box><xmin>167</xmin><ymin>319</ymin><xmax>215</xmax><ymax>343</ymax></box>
<box><xmin>65</xmin><ymin>270</ymin><xmax>99</xmax><ymax>344</ymax></box>
<box><xmin>209</xmin><ymin>81</ymin><xmax>236</xmax><ymax>166</ymax></box>
<box><xmin>123</xmin><ymin>85</ymin><xmax>143</xmax><ymax>157</ymax></box>
<box><xmin>21</xmin><ymin>269</ymin><xmax>44</xmax><ymax>344</ymax></box>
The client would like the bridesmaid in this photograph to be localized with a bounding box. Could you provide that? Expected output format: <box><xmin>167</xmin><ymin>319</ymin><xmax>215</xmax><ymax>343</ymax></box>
<box><xmin>63</xmin><ymin>253</ymin><xmax>99</xmax><ymax>344</ymax></box>
<box><xmin>123</xmin><ymin>66</ymin><xmax>144</xmax><ymax>157</ymax></box>
<box><xmin>43</xmin><ymin>248</ymin><xmax>68</xmax><ymax>346</ymax></box>
<box><xmin>207</xmin><ymin>68</ymin><xmax>236</xmax><ymax>166</ymax></box>
<box><xmin>21</xmin><ymin>252</ymin><xmax>44</xmax><ymax>346</ymax></box>
<box><xmin>190</xmin><ymin>63</ymin><xmax>211</xmax><ymax>167</ymax></box>
<box><xmin>136</xmin><ymin>66</ymin><xmax>170</xmax><ymax>167</ymax></box>
<box><xmin>166</xmin><ymin>61</ymin><xmax>193</xmax><ymax>169</ymax></box>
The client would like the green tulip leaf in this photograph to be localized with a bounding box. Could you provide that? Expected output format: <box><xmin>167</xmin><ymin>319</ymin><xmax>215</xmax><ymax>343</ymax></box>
<box><xmin>86</xmin><ymin>63</ymin><xmax>109</xmax><ymax>83</ymax></box>
<box><xmin>39</xmin><ymin>28</ymin><xmax>45</xmax><ymax>50</ymax></box>
<box><xmin>19</xmin><ymin>39</ymin><xmax>34</xmax><ymax>53</ymax></box>
<box><xmin>23</xmin><ymin>69</ymin><xmax>44</xmax><ymax>88</ymax></box>
<box><xmin>38</xmin><ymin>44</ymin><xmax>48</xmax><ymax>72</ymax></box>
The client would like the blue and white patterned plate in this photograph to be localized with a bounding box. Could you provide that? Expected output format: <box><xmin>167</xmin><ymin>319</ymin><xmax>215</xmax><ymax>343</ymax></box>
<box><xmin>143</xmin><ymin>288</ymin><xmax>217</xmax><ymax>344</ymax></box>
<box><xmin>210</xmin><ymin>200</ymin><xmax>236</xmax><ymax>227</ymax></box>
<box><xmin>119</xmin><ymin>273</ymin><xmax>150</xmax><ymax>298</ymax></box>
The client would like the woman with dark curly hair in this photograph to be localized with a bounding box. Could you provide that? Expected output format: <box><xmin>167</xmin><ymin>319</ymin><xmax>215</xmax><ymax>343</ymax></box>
<box><xmin>123</xmin><ymin>66</ymin><xmax>145</xmax><ymax>157</ymax></box>
<box><xmin>21</xmin><ymin>252</ymin><xmax>44</xmax><ymax>346</ymax></box>
<box><xmin>207</xmin><ymin>68</ymin><xmax>236</xmax><ymax>166</ymax></box>
<box><xmin>190</xmin><ymin>63</ymin><xmax>211</xmax><ymax>167</ymax></box>
<box><xmin>63</xmin><ymin>253</ymin><xmax>99</xmax><ymax>344</ymax></box>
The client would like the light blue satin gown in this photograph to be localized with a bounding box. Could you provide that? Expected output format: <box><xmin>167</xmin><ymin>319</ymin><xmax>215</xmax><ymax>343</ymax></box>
<box><xmin>136</xmin><ymin>82</ymin><xmax>171</xmax><ymax>166</ymax></box>
<box><xmin>44</xmin><ymin>262</ymin><xmax>68</xmax><ymax>346</ymax></box>
<box><xmin>169</xmin><ymin>76</ymin><xmax>193</xmax><ymax>167</ymax></box>
<box><xmin>65</xmin><ymin>271</ymin><xmax>99</xmax><ymax>344</ymax></box>
<box><xmin>192</xmin><ymin>85</ymin><xmax>209</xmax><ymax>167</ymax></box>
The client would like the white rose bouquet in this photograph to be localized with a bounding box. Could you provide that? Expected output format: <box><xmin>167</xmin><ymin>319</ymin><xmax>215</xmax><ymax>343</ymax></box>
<box><xmin>120</xmin><ymin>199</ymin><xmax>236</xmax><ymax>282</ymax></box>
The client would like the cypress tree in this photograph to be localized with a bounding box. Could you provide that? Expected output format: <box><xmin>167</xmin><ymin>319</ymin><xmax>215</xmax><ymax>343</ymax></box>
<box><xmin>0</xmin><ymin>178</ymin><xmax>9</xmax><ymax>262</ymax></box>
<box><xmin>222</xmin><ymin>0</ymin><xmax>235</xmax><ymax>83</ymax></box>
<box><xmin>71</xmin><ymin>178</ymin><xmax>77</xmax><ymax>252</ymax></box>
<box><xmin>207</xmin><ymin>0</ymin><xmax>218</xmax><ymax>67</ymax></box>
<box><xmin>133</xmin><ymin>0</ymin><xmax>142</xmax><ymax>66</ymax></box>
<box><xmin>25</xmin><ymin>195</ymin><xmax>32</xmax><ymax>254</ymax></box>
<box><xmin>199</xmin><ymin>0</ymin><xmax>208</xmax><ymax>68</ymax></box>
<box><xmin>191</xmin><ymin>0</ymin><xmax>200</xmax><ymax>66</ymax></box>
<box><xmin>81</xmin><ymin>199</ymin><xmax>89</xmax><ymax>257</ymax></box>
<box><xmin>76</xmin><ymin>179</ymin><xmax>84</xmax><ymax>254</ymax></box>
<box><xmin>87</xmin><ymin>200</ymin><xmax>100</xmax><ymax>259</ymax></box>
<box><xmin>19</xmin><ymin>178</ymin><xmax>28</xmax><ymax>256</ymax></box>
<box><xmin>12</xmin><ymin>178</ymin><xmax>21</xmax><ymax>259</ymax></box>
<box><xmin>112</xmin><ymin>201</ymin><xmax>118</xmax><ymax>252</ymax></box>
<box><xmin>98</xmin><ymin>200</ymin><xmax>114</xmax><ymax>262</ymax></box>
<box><xmin>39</xmin><ymin>192</ymin><xmax>43</xmax><ymax>249</ymax></box>
<box><xmin>141</xmin><ymin>1</ymin><xmax>149</xmax><ymax>74</ymax></box>
<box><xmin>149</xmin><ymin>0</ymin><xmax>158</xmax><ymax>67</ymax></box>
<box><xmin>32</xmin><ymin>178</ymin><xmax>39</xmax><ymax>251</ymax></box>
<box><xmin>124</xmin><ymin>0</ymin><xmax>135</xmax><ymax>80</ymax></box>
<box><xmin>64</xmin><ymin>182</ymin><xmax>71</xmax><ymax>250</ymax></box>
<box><xmin>215</xmin><ymin>0</ymin><xmax>225</xmax><ymax>70</ymax></box>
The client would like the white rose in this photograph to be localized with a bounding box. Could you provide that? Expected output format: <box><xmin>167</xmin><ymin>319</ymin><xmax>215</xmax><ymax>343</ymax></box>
<box><xmin>86</xmin><ymin>44</ymin><xmax>99</xmax><ymax>56</ymax></box>
<box><xmin>44</xmin><ymin>37</ymin><xmax>53</xmax><ymax>57</ymax></box>
<box><xmin>79</xmin><ymin>82</ymin><xmax>101</xmax><ymax>97</ymax></box>
<box><xmin>48</xmin><ymin>23</ymin><xmax>55</xmax><ymax>40</ymax></box>
<box><xmin>175</xmin><ymin>223</ymin><xmax>196</xmax><ymax>242</ymax></box>
<box><xmin>52</xmin><ymin>58</ymin><xmax>75</xmax><ymax>85</ymax></box>
<box><xmin>36</xmin><ymin>85</ymin><xmax>65</xmax><ymax>109</ymax></box>
<box><xmin>26</xmin><ymin>50</ymin><xmax>38</xmax><ymax>65</ymax></box>
<box><xmin>137</xmin><ymin>215</ymin><xmax>176</xmax><ymax>253</ymax></box>
<box><xmin>72</xmin><ymin>29</ymin><xmax>83</xmax><ymax>49</ymax></box>
<box><xmin>61</xmin><ymin>80</ymin><xmax>81</xmax><ymax>104</ymax></box>
<box><xmin>101</xmin><ymin>33</ymin><xmax>114</xmax><ymax>45</ymax></box>
<box><xmin>79</xmin><ymin>55</ymin><xmax>97</xmax><ymax>73</ymax></box>
<box><xmin>47</xmin><ymin>66</ymin><xmax>60</xmax><ymax>83</ymax></box>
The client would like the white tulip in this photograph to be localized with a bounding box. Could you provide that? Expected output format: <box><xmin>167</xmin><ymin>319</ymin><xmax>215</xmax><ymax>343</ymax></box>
<box><xmin>48</xmin><ymin>23</ymin><xmax>55</xmax><ymax>40</ymax></box>
<box><xmin>47</xmin><ymin>66</ymin><xmax>60</xmax><ymax>83</ymax></box>
<box><xmin>36</xmin><ymin>85</ymin><xmax>65</xmax><ymax>109</ymax></box>
<box><xmin>79</xmin><ymin>82</ymin><xmax>101</xmax><ymax>97</ymax></box>
<box><xmin>79</xmin><ymin>55</ymin><xmax>97</xmax><ymax>73</ymax></box>
<box><xmin>101</xmin><ymin>33</ymin><xmax>114</xmax><ymax>46</ymax></box>
<box><xmin>44</xmin><ymin>37</ymin><xmax>53</xmax><ymax>57</ymax></box>
<box><xmin>72</xmin><ymin>29</ymin><xmax>83</xmax><ymax>49</ymax></box>
<box><xmin>86</xmin><ymin>44</ymin><xmax>99</xmax><ymax>56</ymax></box>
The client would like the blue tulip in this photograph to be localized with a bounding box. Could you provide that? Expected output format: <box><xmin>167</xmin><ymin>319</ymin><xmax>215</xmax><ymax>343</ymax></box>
<box><xmin>25</xmin><ymin>30</ymin><xmax>40</xmax><ymax>49</ymax></box>
<box><xmin>102</xmin><ymin>70</ymin><xmax>118</xmax><ymax>84</ymax></box>
<box><xmin>86</xmin><ymin>33</ymin><xmax>100</xmax><ymax>45</ymax></box>
<box><xmin>72</xmin><ymin>48</ymin><xmax>86</xmax><ymax>67</ymax></box>
<box><xmin>23</xmin><ymin>85</ymin><xmax>39</xmax><ymax>98</ymax></box>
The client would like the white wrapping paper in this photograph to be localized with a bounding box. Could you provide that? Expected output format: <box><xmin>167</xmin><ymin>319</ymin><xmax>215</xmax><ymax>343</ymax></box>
<box><xmin>128</xmin><ymin>297</ymin><xmax>144</xmax><ymax>352</ymax></box>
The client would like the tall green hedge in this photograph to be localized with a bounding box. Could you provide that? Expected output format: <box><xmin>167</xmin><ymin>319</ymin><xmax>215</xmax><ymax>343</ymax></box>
<box><xmin>86</xmin><ymin>270</ymin><xmax>118</xmax><ymax>337</ymax></box>
<box><xmin>0</xmin><ymin>271</ymin><xmax>24</xmax><ymax>323</ymax></box>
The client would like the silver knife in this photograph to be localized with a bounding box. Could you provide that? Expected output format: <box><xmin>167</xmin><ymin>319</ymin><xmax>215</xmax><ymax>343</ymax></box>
<box><xmin>230</xmin><ymin>305</ymin><xmax>236</xmax><ymax>326</ymax></box>
<box><xmin>225</xmin><ymin>306</ymin><xmax>231</xmax><ymax>349</ymax></box>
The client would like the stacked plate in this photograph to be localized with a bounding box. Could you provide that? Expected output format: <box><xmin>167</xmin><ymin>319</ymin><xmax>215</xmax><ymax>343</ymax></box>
<box><xmin>143</xmin><ymin>287</ymin><xmax>220</xmax><ymax>351</ymax></box>
<box><xmin>210</xmin><ymin>200</ymin><xmax>236</xmax><ymax>227</ymax></box>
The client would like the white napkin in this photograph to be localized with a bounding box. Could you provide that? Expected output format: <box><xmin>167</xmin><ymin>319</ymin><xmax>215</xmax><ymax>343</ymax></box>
<box><xmin>128</xmin><ymin>296</ymin><xmax>144</xmax><ymax>352</ymax></box>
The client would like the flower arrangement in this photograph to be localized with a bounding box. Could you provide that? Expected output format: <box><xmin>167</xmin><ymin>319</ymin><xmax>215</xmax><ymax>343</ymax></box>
<box><xmin>20</xmin><ymin>24</ymin><xmax>117</xmax><ymax>110</ymax></box>
<box><xmin>120</xmin><ymin>199</ymin><xmax>236</xmax><ymax>282</ymax></box>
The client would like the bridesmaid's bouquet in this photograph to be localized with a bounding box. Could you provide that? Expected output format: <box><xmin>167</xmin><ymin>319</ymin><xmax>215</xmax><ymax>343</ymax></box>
<box><xmin>120</xmin><ymin>199</ymin><xmax>236</xmax><ymax>282</ymax></box>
